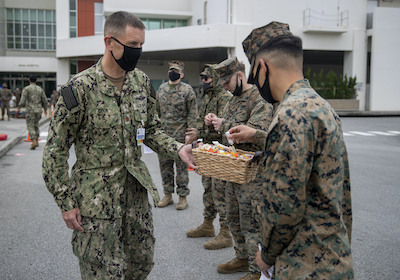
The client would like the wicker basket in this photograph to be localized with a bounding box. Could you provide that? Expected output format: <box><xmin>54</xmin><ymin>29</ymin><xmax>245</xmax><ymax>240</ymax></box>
<box><xmin>192</xmin><ymin>148</ymin><xmax>259</xmax><ymax>184</ymax></box>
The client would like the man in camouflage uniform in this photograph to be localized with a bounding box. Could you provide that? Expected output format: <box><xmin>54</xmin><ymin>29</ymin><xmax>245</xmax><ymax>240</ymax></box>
<box><xmin>185</xmin><ymin>65</ymin><xmax>233</xmax><ymax>250</ymax></box>
<box><xmin>1</xmin><ymin>83</ymin><xmax>12</xmax><ymax>121</ymax></box>
<box><xmin>156</xmin><ymin>60</ymin><xmax>198</xmax><ymax>210</ymax></box>
<box><xmin>229</xmin><ymin>22</ymin><xmax>354</xmax><ymax>279</ymax></box>
<box><xmin>16</xmin><ymin>76</ymin><xmax>48</xmax><ymax>149</ymax></box>
<box><xmin>207</xmin><ymin>57</ymin><xmax>274</xmax><ymax>280</ymax></box>
<box><xmin>42</xmin><ymin>11</ymin><xmax>196</xmax><ymax>280</ymax></box>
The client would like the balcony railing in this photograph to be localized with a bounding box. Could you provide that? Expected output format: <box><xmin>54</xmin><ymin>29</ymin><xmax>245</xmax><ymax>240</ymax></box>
<box><xmin>303</xmin><ymin>8</ymin><xmax>349</xmax><ymax>33</ymax></box>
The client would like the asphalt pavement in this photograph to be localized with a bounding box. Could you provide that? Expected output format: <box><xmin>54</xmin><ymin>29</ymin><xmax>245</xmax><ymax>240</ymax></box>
<box><xmin>1</xmin><ymin>114</ymin><xmax>400</xmax><ymax>279</ymax></box>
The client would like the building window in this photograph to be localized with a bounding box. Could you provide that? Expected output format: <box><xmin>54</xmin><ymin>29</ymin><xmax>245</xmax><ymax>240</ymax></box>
<box><xmin>6</xmin><ymin>8</ymin><xmax>56</xmax><ymax>51</ymax></box>
<box><xmin>94</xmin><ymin>2</ymin><xmax>104</xmax><ymax>35</ymax></box>
<box><xmin>70</xmin><ymin>0</ymin><xmax>77</xmax><ymax>37</ymax></box>
<box><xmin>70</xmin><ymin>60</ymin><xmax>78</xmax><ymax>77</ymax></box>
<box><xmin>141</xmin><ymin>18</ymin><xmax>188</xmax><ymax>30</ymax></box>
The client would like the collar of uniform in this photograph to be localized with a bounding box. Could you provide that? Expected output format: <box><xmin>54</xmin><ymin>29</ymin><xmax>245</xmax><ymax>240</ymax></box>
<box><xmin>280</xmin><ymin>78</ymin><xmax>311</xmax><ymax>103</ymax></box>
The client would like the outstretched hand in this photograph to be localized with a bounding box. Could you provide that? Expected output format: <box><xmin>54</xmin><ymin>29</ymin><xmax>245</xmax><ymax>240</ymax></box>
<box><xmin>178</xmin><ymin>144</ymin><xmax>198</xmax><ymax>170</ymax></box>
<box><xmin>228</xmin><ymin>125</ymin><xmax>257</xmax><ymax>144</ymax></box>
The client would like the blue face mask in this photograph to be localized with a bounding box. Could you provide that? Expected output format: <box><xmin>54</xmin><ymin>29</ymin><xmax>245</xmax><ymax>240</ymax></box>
<box><xmin>111</xmin><ymin>36</ymin><xmax>142</xmax><ymax>71</ymax></box>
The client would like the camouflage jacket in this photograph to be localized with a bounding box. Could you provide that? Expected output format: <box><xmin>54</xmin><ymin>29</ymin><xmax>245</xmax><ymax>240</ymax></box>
<box><xmin>0</xmin><ymin>88</ymin><xmax>12</xmax><ymax>102</ymax></box>
<box><xmin>19</xmin><ymin>84</ymin><xmax>48</xmax><ymax>113</ymax></box>
<box><xmin>195</xmin><ymin>86</ymin><xmax>231</xmax><ymax>143</ymax></box>
<box><xmin>42</xmin><ymin>59</ymin><xmax>183</xmax><ymax>219</ymax></box>
<box><xmin>156</xmin><ymin>81</ymin><xmax>198</xmax><ymax>142</ymax></box>
<box><xmin>253</xmin><ymin>79</ymin><xmax>353</xmax><ymax>279</ymax></box>
<box><xmin>220</xmin><ymin>85</ymin><xmax>273</xmax><ymax>151</ymax></box>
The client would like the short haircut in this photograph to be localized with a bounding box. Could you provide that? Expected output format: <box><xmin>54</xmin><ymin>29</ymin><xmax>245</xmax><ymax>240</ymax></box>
<box><xmin>104</xmin><ymin>11</ymin><xmax>145</xmax><ymax>37</ymax></box>
<box><xmin>29</xmin><ymin>75</ymin><xmax>37</xmax><ymax>82</ymax></box>
<box><xmin>236</xmin><ymin>61</ymin><xmax>246</xmax><ymax>74</ymax></box>
<box><xmin>256</xmin><ymin>35</ymin><xmax>303</xmax><ymax>70</ymax></box>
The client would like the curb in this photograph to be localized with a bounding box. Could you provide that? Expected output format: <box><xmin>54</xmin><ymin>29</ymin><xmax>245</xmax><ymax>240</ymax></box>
<box><xmin>0</xmin><ymin>117</ymin><xmax>51</xmax><ymax>159</ymax></box>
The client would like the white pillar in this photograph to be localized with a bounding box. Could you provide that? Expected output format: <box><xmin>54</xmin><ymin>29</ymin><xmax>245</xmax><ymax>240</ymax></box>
<box><xmin>56</xmin><ymin>58</ymin><xmax>70</xmax><ymax>89</ymax></box>
<box><xmin>343</xmin><ymin>29</ymin><xmax>367</xmax><ymax>111</ymax></box>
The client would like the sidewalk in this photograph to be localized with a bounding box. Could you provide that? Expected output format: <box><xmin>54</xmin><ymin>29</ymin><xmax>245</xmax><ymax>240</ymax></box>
<box><xmin>0</xmin><ymin>111</ymin><xmax>50</xmax><ymax>158</ymax></box>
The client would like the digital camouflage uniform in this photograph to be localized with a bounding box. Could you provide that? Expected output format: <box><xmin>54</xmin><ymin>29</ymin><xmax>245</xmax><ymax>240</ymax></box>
<box><xmin>156</xmin><ymin>78</ymin><xmax>197</xmax><ymax>197</ymax></box>
<box><xmin>42</xmin><ymin>59</ymin><xmax>184</xmax><ymax>279</ymax></box>
<box><xmin>196</xmin><ymin>66</ymin><xmax>232</xmax><ymax>227</ymax></box>
<box><xmin>18</xmin><ymin>84</ymin><xmax>48</xmax><ymax>139</ymax></box>
<box><xmin>213</xmin><ymin>57</ymin><xmax>274</xmax><ymax>273</ymax></box>
<box><xmin>252</xmin><ymin>80</ymin><xmax>353</xmax><ymax>279</ymax></box>
<box><xmin>243</xmin><ymin>22</ymin><xmax>353</xmax><ymax>279</ymax></box>
<box><xmin>1</xmin><ymin>85</ymin><xmax>12</xmax><ymax>119</ymax></box>
<box><xmin>50</xmin><ymin>90</ymin><xmax>60</xmax><ymax>106</ymax></box>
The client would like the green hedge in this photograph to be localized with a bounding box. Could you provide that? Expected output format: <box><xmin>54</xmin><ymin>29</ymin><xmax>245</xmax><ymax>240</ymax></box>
<box><xmin>304</xmin><ymin>68</ymin><xmax>357</xmax><ymax>99</ymax></box>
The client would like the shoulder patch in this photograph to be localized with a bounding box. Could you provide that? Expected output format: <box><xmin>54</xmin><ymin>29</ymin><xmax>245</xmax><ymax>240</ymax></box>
<box><xmin>61</xmin><ymin>86</ymin><xmax>78</xmax><ymax>110</ymax></box>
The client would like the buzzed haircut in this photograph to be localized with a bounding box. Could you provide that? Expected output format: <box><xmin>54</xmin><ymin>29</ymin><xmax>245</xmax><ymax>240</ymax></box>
<box><xmin>104</xmin><ymin>11</ymin><xmax>145</xmax><ymax>37</ymax></box>
<box><xmin>237</xmin><ymin>61</ymin><xmax>246</xmax><ymax>73</ymax></box>
<box><xmin>257</xmin><ymin>35</ymin><xmax>303</xmax><ymax>70</ymax></box>
<box><xmin>29</xmin><ymin>75</ymin><xmax>37</xmax><ymax>82</ymax></box>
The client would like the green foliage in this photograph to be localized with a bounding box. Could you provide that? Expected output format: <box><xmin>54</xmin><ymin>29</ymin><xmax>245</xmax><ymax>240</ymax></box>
<box><xmin>304</xmin><ymin>68</ymin><xmax>357</xmax><ymax>99</ymax></box>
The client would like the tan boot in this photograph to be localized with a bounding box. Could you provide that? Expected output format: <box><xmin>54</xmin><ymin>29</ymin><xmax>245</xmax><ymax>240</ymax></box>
<box><xmin>186</xmin><ymin>218</ymin><xmax>215</xmax><ymax>238</ymax></box>
<box><xmin>204</xmin><ymin>226</ymin><xmax>232</xmax><ymax>250</ymax></box>
<box><xmin>217</xmin><ymin>257</ymin><xmax>249</xmax><ymax>274</ymax></box>
<box><xmin>8</xmin><ymin>115</ymin><xmax>10</xmax><ymax>121</ymax></box>
<box><xmin>0</xmin><ymin>116</ymin><xmax>4</xmax><ymax>121</ymax></box>
<box><xmin>239</xmin><ymin>272</ymin><xmax>261</xmax><ymax>280</ymax></box>
<box><xmin>30</xmin><ymin>139</ymin><xmax>39</xmax><ymax>150</ymax></box>
<box><xmin>176</xmin><ymin>196</ymin><xmax>188</xmax><ymax>210</ymax></box>
<box><xmin>158</xmin><ymin>193</ymin><xmax>173</xmax><ymax>207</ymax></box>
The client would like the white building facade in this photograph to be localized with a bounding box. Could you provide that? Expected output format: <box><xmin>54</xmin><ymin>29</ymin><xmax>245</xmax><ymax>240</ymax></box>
<box><xmin>2</xmin><ymin>0</ymin><xmax>399</xmax><ymax>111</ymax></box>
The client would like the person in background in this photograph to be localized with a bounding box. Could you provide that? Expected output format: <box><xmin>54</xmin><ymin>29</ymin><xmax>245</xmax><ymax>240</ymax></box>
<box><xmin>42</xmin><ymin>11</ymin><xmax>196</xmax><ymax>280</ymax></box>
<box><xmin>16</xmin><ymin>76</ymin><xmax>48</xmax><ymax>149</ymax></box>
<box><xmin>1</xmin><ymin>83</ymin><xmax>12</xmax><ymax>121</ymax></box>
<box><xmin>207</xmin><ymin>57</ymin><xmax>273</xmax><ymax>280</ymax></box>
<box><xmin>185</xmin><ymin>64</ymin><xmax>233</xmax><ymax>250</ymax></box>
<box><xmin>156</xmin><ymin>60</ymin><xmax>198</xmax><ymax>210</ymax></box>
<box><xmin>229</xmin><ymin>21</ymin><xmax>354</xmax><ymax>279</ymax></box>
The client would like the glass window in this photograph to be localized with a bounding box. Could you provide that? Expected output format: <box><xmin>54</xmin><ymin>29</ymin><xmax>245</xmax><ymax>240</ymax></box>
<box><xmin>163</xmin><ymin>20</ymin><xmax>177</xmax><ymax>29</ymax></box>
<box><xmin>31</xmin><ymin>38</ymin><xmax>37</xmax><ymax>49</ymax></box>
<box><xmin>70</xmin><ymin>0</ymin><xmax>76</xmax><ymax>11</ymax></box>
<box><xmin>15</xmin><ymin>37</ymin><xmax>21</xmax><ymax>49</ymax></box>
<box><xmin>15</xmin><ymin>23</ymin><xmax>21</xmax><ymax>36</ymax></box>
<box><xmin>22</xmin><ymin>23</ymin><xmax>29</xmax><ymax>36</ymax></box>
<box><xmin>178</xmin><ymin>20</ymin><xmax>187</xmax><ymax>27</ymax></box>
<box><xmin>7</xmin><ymin>23</ymin><xmax>14</xmax><ymax>36</ymax></box>
<box><xmin>148</xmin><ymin>19</ymin><xmax>161</xmax><ymax>30</ymax></box>
<box><xmin>94</xmin><ymin>3</ymin><xmax>104</xmax><ymax>35</ymax></box>
<box><xmin>46</xmin><ymin>38</ymin><xmax>52</xmax><ymax>50</ymax></box>
<box><xmin>46</xmin><ymin>25</ymin><xmax>52</xmax><ymax>36</ymax></box>
<box><xmin>141</xmin><ymin>19</ymin><xmax>148</xmax><ymax>29</ymax></box>
<box><xmin>38</xmin><ymin>10</ymin><xmax>44</xmax><ymax>22</ymax></box>
<box><xmin>23</xmin><ymin>37</ymin><xmax>30</xmax><ymax>49</ymax></box>
<box><xmin>7</xmin><ymin>9</ymin><xmax>13</xmax><ymax>21</ymax></box>
<box><xmin>30</xmin><ymin>10</ymin><xmax>37</xmax><ymax>21</ymax></box>
<box><xmin>53</xmin><ymin>25</ymin><xmax>56</xmax><ymax>37</ymax></box>
<box><xmin>15</xmin><ymin>9</ymin><xmax>21</xmax><ymax>21</ymax></box>
<box><xmin>23</xmin><ymin>10</ymin><xmax>29</xmax><ymax>21</ymax></box>
<box><xmin>31</xmin><ymin>24</ymin><xmax>37</xmax><ymax>36</ymax></box>
<box><xmin>70</xmin><ymin>12</ymin><xmax>76</xmax><ymax>27</ymax></box>
<box><xmin>39</xmin><ymin>38</ymin><xmax>45</xmax><ymax>49</ymax></box>
<box><xmin>70</xmin><ymin>29</ymin><xmax>77</xmax><ymax>38</ymax></box>
<box><xmin>38</xmin><ymin>24</ymin><xmax>45</xmax><ymax>36</ymax></box>
<box><xmin>46</xmin><ymin>10</ymin><xmax>52</xmax><ymax>23</ymax></box>
<box><xmin>7</xmin><ymin>37</ymin><xmax>14</xmax><ymax>48</ymax></box>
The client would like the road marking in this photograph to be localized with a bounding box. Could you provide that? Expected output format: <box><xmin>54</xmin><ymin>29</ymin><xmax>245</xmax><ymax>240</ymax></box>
<box><xmin>368</xmin><ymin>131</ymin><xmax>397</xmax><ymax>136</ymax></box>
<box><xmin>343</xmin><ymin>133</ymin><xmax>355</xmax><ymax>136</ymax></box>
<box><xmin>388</xmin><ymin>131</ymin><xmax>400</xmax><ymax>135</ymax></box>
<box><xmin>40</xmin><ymin>132</ymin><xmax>48</xmax><ymax>137</ymax></box>
<box><xmin>348</xmin><ymin>131</ymin><xmax>375</xmax><ymax>136</ymax></box>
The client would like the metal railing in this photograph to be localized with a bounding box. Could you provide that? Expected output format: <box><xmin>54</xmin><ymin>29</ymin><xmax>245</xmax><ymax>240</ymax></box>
<box><xmin>303</xmin><ymin>8</ymin><xmax>349</xmax><ymax>29</ymax></box>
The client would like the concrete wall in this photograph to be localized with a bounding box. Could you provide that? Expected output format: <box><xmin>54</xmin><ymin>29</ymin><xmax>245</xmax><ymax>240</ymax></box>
<box><xmin>369</xmin><ymin>7</ymin><xmax>400</xmax><ymax>111</ymax></box>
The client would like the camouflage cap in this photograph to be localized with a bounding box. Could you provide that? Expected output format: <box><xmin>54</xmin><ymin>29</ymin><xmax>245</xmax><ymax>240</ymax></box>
<box><xmin>200</xmin><ymin>64</ymin><xmax>215</xmax><ymax>78</ymax></box>
<box><xmin>169</xmin><ymin>60</ymin><xmax>184</xmax><ymax>71</ymax></box>
<box><xmin>212</xmin><ymin>57</ymin><xmax>242</xmax><ymax>87</ymax></box>
<box><xmin>242</xmin><ymin>21</ymin><xmax>292</xmax><ymax>82</ymax></box>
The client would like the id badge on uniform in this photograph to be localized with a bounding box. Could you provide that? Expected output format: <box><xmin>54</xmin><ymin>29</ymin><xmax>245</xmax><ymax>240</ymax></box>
<box><xmin>137</xmin><ymin>127</ymin><xmax>145</xmax><ymax>146</ymax></box>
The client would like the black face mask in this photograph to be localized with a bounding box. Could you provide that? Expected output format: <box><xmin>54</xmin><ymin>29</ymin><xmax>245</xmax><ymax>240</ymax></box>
<box><xmin>169</xmin><ymin>71</ymin><xmax>181</xmax><ymax>81</ymax></box>
<box><xmin>111</xmin><ymin>37</ymin><xmax>142</xmax><ymax>71</ymax></box>
<box><xmin>203</xmin><ymin>81</ymin><xmax>212</xmax><ymax>92</ymax></box>
<box><xmin>232</xmin><ymin>75</ymin><xmax>243</xmax><ymax>96</ymax></box>
<box><xmin>254</xmin><ymin>63</ymin><xmax>277</xmax><ymax>104</ymax></box>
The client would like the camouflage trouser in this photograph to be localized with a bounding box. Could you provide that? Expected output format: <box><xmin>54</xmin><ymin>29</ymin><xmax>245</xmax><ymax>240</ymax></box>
<box><xmin>72</xmin><ymin>176</ymin><xmax>155</xmax><ymax>280</ymax></box>
<box><xmin>226</xmin><ymin>177</ymin><xmax>263</xmax><ymax>273</ymax></box>
<box><xmin>1</xmin><ymin>101</ymin><xmax>10</xmax><ymax>117</ymax></box>
<box><xmin>202</xmin><ymin>176</ymin><xmax>228</xmax><ymax>227</ymax></box>
<box><xmin>158</xmin><ymin>155</ymin><xmax>189</xmax><ymax>197</ymax></box>
<box><xmin>26</xmin><ymin>112</ymin><xmax>42</xmax><ymax>140</ymax></box>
